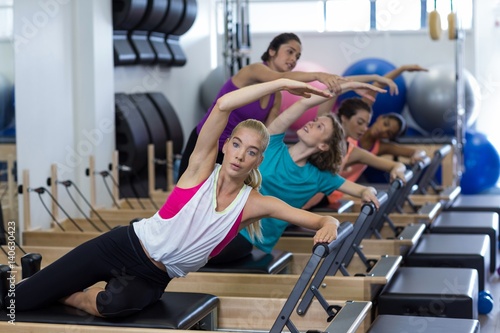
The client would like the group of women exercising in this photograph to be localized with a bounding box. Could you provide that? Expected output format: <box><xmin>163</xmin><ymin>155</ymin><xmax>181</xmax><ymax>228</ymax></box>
<box><xmin>4</xmin><ymin>32</ymin><xmax>428</xmax><ymax>318</ymax></box>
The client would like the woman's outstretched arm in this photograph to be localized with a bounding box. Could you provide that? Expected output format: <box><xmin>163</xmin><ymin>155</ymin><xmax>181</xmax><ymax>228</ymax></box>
<box><xmin>268</xmin><ymin>80</ymin><xmax>386</xmax><ymax>135</ymax></box>
<box><xmin>348</xmin><ymin>146</ymin><xmax>407</xmax><ymax>183</ymax></box>
<box><xmin>244</xmin><ymin>192</ymin><xmax>340</xmax><ymax>245</ymax></box>
<box><xmin>361</xmin><ymin>64</ymin><xmax>428</xmax><ymax>106</ymax></box>
<box><xmin>234</xmin><ymin>62</ymin><xmax>344</xmax><ymax>94</ymax></box>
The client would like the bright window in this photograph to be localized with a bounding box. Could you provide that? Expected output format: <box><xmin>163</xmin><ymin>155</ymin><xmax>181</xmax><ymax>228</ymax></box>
<box><xmin>426</xmin><ymin>0</ymin><xmax>473</xmax><ymax>30</ymax></box>
<box><xmin>376</xmin><ymin>0</ymin><xmax>422</xmax><ymax>31</ymax></box>
<box><xmin>0</xmin><ymin>2</ymin><xmax>13</xmax><ymax>40</ymax></box>
<box><xmin>249</xmin><ymin>1</ymin><xmax>325</xmax><ymax>33</ymax></box>
<box><xmin>242</xmin><ymin>0</ymin><xmax>472</xmax><ymax>33</ymax></box>
<box><xmin>326</xmin><ymin>0</ymin><xmax>371</xmax><ymax>32</ymax></box>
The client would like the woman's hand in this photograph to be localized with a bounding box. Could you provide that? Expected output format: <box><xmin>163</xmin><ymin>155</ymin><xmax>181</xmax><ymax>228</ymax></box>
<box><xmin>390</xmin><ymin>162</ymin><xmax>407</xmax><ymax>184</ymax></box>
<box><xmin>401</xmin><ymin>64</ymin><xmax>428</xmax><ymax>73</ymax></box>
<box><xmin>372</xmin><ymin>75</ymin><xmax>399</xmax><ymax>95</ymax></box>
<box><xmin>283</xmin><ymin>80</ymin><xmax>334</xmax><ymax>99</ymax></box>
<box><xmin>316</xmin><ymin>73</ymin><xmax>346</xmax><ymax>95</ymax></box>
<box><xmin>313</xmin><ymin>216</ymin><xmax>339</xmax><ymax>245</ymax></box>
<box><xmin>341</xmin><ymin>81</ymin><xmax>387</xmax><ymax>102</ymax></box>
<box><xmin>361</xmin><ymin>186</ymin><xmax>379</xmax><ymax>209</ymax></box>
<box><xmin>410</xmin><ymin>149</ymin><xmax>427</xmax><ymax>164</ymax></box>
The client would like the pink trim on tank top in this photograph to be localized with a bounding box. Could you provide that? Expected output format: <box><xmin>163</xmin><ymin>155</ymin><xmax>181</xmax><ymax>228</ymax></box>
<box><xmin>158</xmin><ymin>181</ymin><xmax>206</xmax><ymax>219</ymax></box>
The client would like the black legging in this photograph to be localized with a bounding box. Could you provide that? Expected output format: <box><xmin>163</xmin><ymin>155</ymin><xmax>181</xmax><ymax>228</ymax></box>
<box><xmin>178</xmin><ymin>127</ymin><xmax>224</xmax><ymax>179</ymax></box>
<box><xmin>208</xmin><ymin>233</ymin><xmax>254</xmax><ymax>264</ymax></box>
<box><xmin>8</xmin><ymin>226</ymin><xmax>171</xmax><ymax>317</ymax></box>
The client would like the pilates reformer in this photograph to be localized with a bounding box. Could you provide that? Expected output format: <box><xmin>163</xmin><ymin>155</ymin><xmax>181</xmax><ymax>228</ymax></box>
<box><xmin>13</xmin><ymin>168</ymin><xmax>297</xmax><ymax>277</ymax></box>
<box><xmin>269</xmin><ymin>222</ymin><xmax>368</xmax><ymax>333</ymax></box>
<box><xmin>18</xmin><ymin>167</ymin><xmax>141</xmax><ymax>247</ymax></box>
<box><xmin>313</xmin><ymin>167</ymin><xmax>441</xmax><ymax>234</ymax></box>
<box><xmin>362</xmin><ymin>144</ymin><xmax>461</xmax><ymax>208</ymax></box>
<box><xmin>377</xmin><ymin>204</ymin><xmax>495</xmax><ymax>317</ymax></box>
<box><xmin>410</xmin><ymin>144</ymin><xmax>462</xmax><ymax>204</ymax></box>
<box><xmin>409</xmin><ymin>146</ymin><xmax>500</xmax><ymax>275</ymax></box>
<box><xmin>337</xmin><ymin>145</ymin><xmax>460</xmax><ymax>219</ymax></box>
<box><xmin>394</xmin><ymin>137</ymin><xmax>458</xmax><ymax>188</ymax></box>
<box><xmin>0</xmin><ymin>221</ymin><xmax>372</xmax><ymax>333</ymax></box>
<box><xmin>280</xmin><ymin>171</ymin><xmax>427</xmax><ymax>257</ymax></box>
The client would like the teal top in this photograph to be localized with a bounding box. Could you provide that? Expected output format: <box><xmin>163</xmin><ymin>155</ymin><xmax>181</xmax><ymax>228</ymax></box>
<box><xmin>240</xmin><ymin>133</ymin><xmax>345</xmax><ymax>253</ymax></box>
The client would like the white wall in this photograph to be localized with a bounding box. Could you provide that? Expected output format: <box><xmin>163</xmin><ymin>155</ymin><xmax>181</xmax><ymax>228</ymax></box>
<box><xmin>473</xmin><ymin>0</ymin><xmax>500</xmax><ymax>151</ymax></box>
<box><xmin>14</xmin><ymin>0</ymin><xmax>114</xmax><ymax>231</ymax></box>
<box><xmin>71</xmin><ymin>1</ymin><xmax>115</xmax><ymax>208</ymax></box>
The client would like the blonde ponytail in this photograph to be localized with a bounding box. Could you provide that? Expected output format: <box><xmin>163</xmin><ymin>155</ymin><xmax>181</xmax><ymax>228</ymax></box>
<box><xmin>244</xmin><ymin>168</ymin><xmax>264</xmax><ymax>241</ymax></box>
<box><xmin>244</xmin><ymin>168</ymin><xmax>263</xmax><ymax>190</ymax></box>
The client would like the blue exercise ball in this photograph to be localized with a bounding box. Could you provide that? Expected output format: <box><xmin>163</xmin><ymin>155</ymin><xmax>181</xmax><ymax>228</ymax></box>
<box><xmin>337</xmin><ymin>58</ymin><xmax>407</xmax><ymax>125</ymax></box>
<box><xmin>407</xmin><ymin>64</ymin><xmax>481</xmax><ymax>135</ymax></box>
<box><xmin>460</xmin><ymin>131</ymin><xmax>500</xmax><ymax>194</ymax></box>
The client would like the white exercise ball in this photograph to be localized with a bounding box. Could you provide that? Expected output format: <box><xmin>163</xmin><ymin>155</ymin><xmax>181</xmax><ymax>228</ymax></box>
<box><xmin>407</xmin><ymin>64</ymin><xmax>481</xmax><ymax>135</ymax></box>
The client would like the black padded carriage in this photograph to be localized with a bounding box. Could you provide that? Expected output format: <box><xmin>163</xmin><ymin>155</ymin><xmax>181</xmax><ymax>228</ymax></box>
<box><xmin>445</xmin><ymin>194</ymin><xmax>500</xmax><ymax>241</ymax></box>
<box><xmin>378</xmin><ymin>266</ymin><xmax>479</xmax><ymax>319</ymax></box>
<box><xmin>430</xmin><ymin>211</ymin><xmax>498</xmax><ymax>273</ymax></box>
<box><xmin>404</xmin><ymin>233</ymin><xmax>490</xmax><ymax>290</ymax></box>
<box><xmin>0</xmin><ymin>291</ymin><xmax>219</xmax><ymax>330</ymax></box>
<box><xmin>199</xmin><ymin>248</ymin><xmax>293</xmax><ymax>274</ymax></box>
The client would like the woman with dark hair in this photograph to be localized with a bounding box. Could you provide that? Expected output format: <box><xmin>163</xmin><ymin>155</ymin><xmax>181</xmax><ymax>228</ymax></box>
<box><xmin>358</xmin><ymin>112</ymin><xmax>426</xmax><ymax>164</ymax></box>
<box><xmin>355</xmin><ymin>64</ymin><xmax>430</xmax><ymax>164</ymax></box>
<box><xmin>178</xmin><ymin>32</ymin><xmax>345</xmax><ymax>177</ymax></box>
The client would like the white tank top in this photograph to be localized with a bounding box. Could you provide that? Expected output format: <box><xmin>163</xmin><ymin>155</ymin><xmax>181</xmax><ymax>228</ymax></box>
<box><xmin>133</xmin><ymin>165</ymin><xmax>252</xmax><ymax>278</ymax></box>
